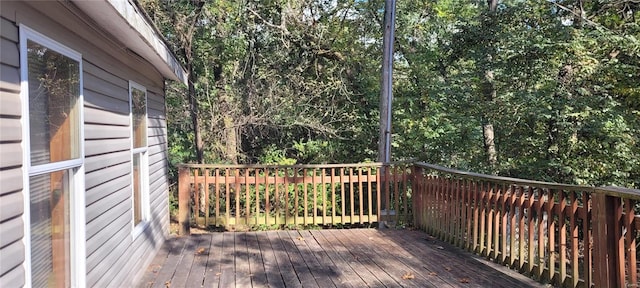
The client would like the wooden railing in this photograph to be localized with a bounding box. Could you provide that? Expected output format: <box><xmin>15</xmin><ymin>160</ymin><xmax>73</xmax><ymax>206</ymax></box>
<box><xmin>412</xmin><ymin>162</ymin><xmax>640</xmax><ymax>288</ymax></box>
<box><xmin>177</xmin><ymin>162</ymin><xmax>412</xmax><ymax>233</ymax></box>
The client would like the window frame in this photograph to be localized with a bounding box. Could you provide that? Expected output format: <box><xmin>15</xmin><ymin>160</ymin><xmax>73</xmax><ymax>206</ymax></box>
<box><xmin>129</xmin><ymin>81</ymin><xmax>150</xmax><ymax>238</ymax></box>
<box><xmin>19</xmin><ymin>24</ymin><xmax>86</xmax><ymax>288</ymax></box>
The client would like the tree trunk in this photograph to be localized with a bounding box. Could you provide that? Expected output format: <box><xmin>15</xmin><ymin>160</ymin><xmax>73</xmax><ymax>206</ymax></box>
<box><xmin>224</xmin><ymin>116</ymin><xmax>238</xmax><ymax>164</ymax></box>
<box><xmin>481</xmin><ymin>0</ymin><xmax>499</xmax><ymax>171</ymax></box>
<box><xmin>187</xmin><ymin>62</ymin><xmax>205</xmax><ymax>164</ymax></box>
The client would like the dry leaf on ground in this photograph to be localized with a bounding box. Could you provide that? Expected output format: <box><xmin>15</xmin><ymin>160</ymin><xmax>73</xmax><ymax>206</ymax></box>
<box><xmin>195</xmin><ymin>247</ymin><xmax>206</xmax><ymax>255</ymax></box>
<box><xmin>428</xmin><ymin>272</ymin><xmax>438</xmax><ymax>276</ymax></box>
<box><xmin>460</xmin><ymin>278</ymin><xmax>470</xmax><ymax>283</ymax></box>
<box><xmin>297</xmin><ymin>236</ymin><xmax>305</xmax><ymax>241</ymax></box>
<box><xmin>402</xmin><ymin>272</ymin><xmax>415</xmax><ymax>280</ymax></box>
<box><xmin>444</xmin><ymin>267</ymin><xmax>452</xmax><ymax>271</ymax></box>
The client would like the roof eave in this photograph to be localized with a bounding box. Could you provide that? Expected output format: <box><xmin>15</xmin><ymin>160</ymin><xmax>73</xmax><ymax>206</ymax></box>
<box><xmin>73</xmin><ymin>0</ymin><xmax>188</xmax><ymax>85</ymax></box>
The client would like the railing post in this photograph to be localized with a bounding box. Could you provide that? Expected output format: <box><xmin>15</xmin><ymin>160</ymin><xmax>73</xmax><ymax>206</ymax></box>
<box><xmin>592</xmin><ymin>192</ymin><xmax>621</xmax><ymax>288</ymax></box>
<box><xmin>178</xmin><ymin>166</ymin><xmax>191</xmax><ymax>235</ymax></box>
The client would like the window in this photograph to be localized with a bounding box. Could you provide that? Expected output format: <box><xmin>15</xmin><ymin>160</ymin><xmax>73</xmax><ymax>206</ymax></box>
<box><xmin>20</xmin><ymin>25</ymin><xmax>85</xmax><ymax>287</ymax></box>
<box><xmin>130</xmin><ymin>81</ymin><xmax>149</xmax><ymax>235</ymax></box>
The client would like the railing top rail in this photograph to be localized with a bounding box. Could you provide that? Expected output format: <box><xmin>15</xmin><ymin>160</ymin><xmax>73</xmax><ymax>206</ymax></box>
<box><xmin>415</xmin><ymin>161</ymin><xmax>640</xmax><ymax>199</ymax></box>
<box><xmin>177</xmin><ymin>160</ymin><xmax>414</xmax><ymax>170</ymax></box>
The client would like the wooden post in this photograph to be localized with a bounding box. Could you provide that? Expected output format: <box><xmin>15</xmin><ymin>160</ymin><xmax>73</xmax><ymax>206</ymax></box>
<box><xmin>178</xmin><ymin>166</ymin><xmax>191</xmax><ymax>235</ymax></box>
<box><xmin>411</xmin><ymin>165</ymin><xmax>423</xmax><ymax>228</ymax></box>
<box><xmin>592</xmin><ymin>192</ymin><xmax>621</xmax><ymax>288</ymax></box>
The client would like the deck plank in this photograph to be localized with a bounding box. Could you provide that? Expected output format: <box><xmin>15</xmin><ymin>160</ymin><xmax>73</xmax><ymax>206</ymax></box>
<box><xmin>267</xmin><ymin>230</ymin><xmax>304</xmax><ymax>288</ymax></box>
<box><xmin>235</xmin><ymin>232</ymin><xmax>253</xmax><ymax>288</ymax></box>
<box><xmin>138</xmin><ymin>229</ymin><xmax>547</xmax><ymax>288</ymax></box>
<box><xmin>256</xmin><ymin>231</ymin><xmax>286</xmax><ymax>288</ymax></box>
<box><xmin>202</xmin><ymin>232</ymin><xmax>224</xmax><ymax>287</ymax></box>
<box><xmin>246</xmin><ymin>232</ymin><xmax>268</xmax><ymax>288</ymax></box>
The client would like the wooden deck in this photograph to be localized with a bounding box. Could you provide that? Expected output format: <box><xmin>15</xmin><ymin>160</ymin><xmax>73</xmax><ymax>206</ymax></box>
<box><xmin>138</xmin><ymin>229</ymin><xmax>545</xmax><ymax>288</ymax></box>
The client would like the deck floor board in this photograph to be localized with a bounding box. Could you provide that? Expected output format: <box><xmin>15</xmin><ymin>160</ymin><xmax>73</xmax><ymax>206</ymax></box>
<box><xmin>138</xmin><ymin>228</ymin><xmax>545</xmax><ymax>288</ymax></box>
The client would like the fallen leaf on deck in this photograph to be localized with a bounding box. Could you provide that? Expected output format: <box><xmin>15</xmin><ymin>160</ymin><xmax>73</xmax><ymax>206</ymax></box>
<box><xmin>402</xmin><ymin>272</ymin><xmax>415</xmax><ymax>280</ymax></box>
<box><xmin>195</xmin><ymin>247</ymin><xmax>207</xmax><ymax>255</ymax></box>
<box><xmin>436</xmin><ymin>246</ymin><xmax>444</xmax><ymax>250</ymax></box>
<box><xmin>428</xmin><ymin>272</ymin><xmax>438</xmax><ymax>276</ymax></box>
<box><xmin>460</xmin><ymin>278</ymin><xmax>470</xmax><ymax>283</ymax></box>
<box><xmin>444</xmin><ymin>267</ymin><xmax>452</xmax><ymax>271</ymax></box>
<box><xmin>297</xmin><ymin>236</ymin><xmax>305</xmax><ymax>241</ymax></box>
<box><xmin>368</xmin><ymin>237</ymin><xmax>373</xmax><ymax>240</ymax></box>
<box><xmin>215</xmin><ymin>272</ymin><xmax>222</xmax><ymax>276</ymax></box>
<box><xmin>164</xmin><ymin>281</ymin><xmax>171</xmax><ymax>287</ymax></box>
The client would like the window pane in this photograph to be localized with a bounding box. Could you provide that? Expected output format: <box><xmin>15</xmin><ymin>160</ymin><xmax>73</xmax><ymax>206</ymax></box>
<box><xmin>30</xmin><ymin>170</ymin><xmax>71</xmax><ymax>288</ymax></box>
<box><xmin>131</xmin><ymin>87</ymin><xmax>146</xmax><ymax>148</ymax></box>
<box><xmin>133</xmin><ymin>154</ymin><xmax>142</xmax><ymax>225</ymax></box>
<box><xmin>28</xmin><ymin>40</ymin><xmax>80</xmax><ymax>165</ymax></box>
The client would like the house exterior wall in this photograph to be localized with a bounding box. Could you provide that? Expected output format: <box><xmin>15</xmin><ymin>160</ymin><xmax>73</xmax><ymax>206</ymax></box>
<box><xmin>0</xmin><ymin>1</ymin><xmax>170</xmax><ymax>286</ymax></box>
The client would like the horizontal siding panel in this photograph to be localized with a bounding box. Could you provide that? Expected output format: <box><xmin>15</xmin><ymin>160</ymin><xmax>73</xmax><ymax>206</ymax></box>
<box><xmin>84</xmin><ymin>106</ymin><xmax>129</xmax><ymax>126</ymax></box>
<box><xmin>0</xmin><ymin>17</ymin><xmax>18</xmax><ymax>42</ymax></box>
<box><xmin>0</xmin><ymin>263</ymin><xmax>24</xmax><ymax>288</ymax></box>
<box><xmin>147</xmin><ymin>97</ymin><xmax>164</xmax><ymax>112</ymax></box>
<box><xmin>83</xmin><ymin>72</ymin><xmax>128</xmax><ymax>101</ymax></box>
<box><xmin>86</xmin><ymin>219</ymin><xmax>130</xmax><ymax>278</ymax></box>
<box><xmin>0</xmin><ymin>38</ymin><xmax>18</xmax><ymax>67</ymax></box>
<box><xmin>86</xmin><ymin>200</ymin><xmax>130</xmax><ymax>255</ymax></box>
<box><xmin>0</xmin><ymin>142</ymin><xmax>21</xmax><ymax>168</ymax></box>
<box><xmin>0</xmin><ymin>168</ymin><xmax>22</xmax><ymax>196</ymax></box>
<box><xmin>84</xmin><ymin>89</ymin><xmax>129</xmax><ymax>115</ymax></box>
<box><xmin>85</xmin><ymin>161</ymin><xmax>129</xmax><ymax>190</ymax></box>
<box><xmin>85</xmin><ymin>185</ymin><xmax>129</xmax><ymax>224</ymax></box>
<box><xmin>84</xmin><ymin>61</ymin><xmax>128</xmax><ymax>89</ymax></box>
<box><xmin>148</xmin><ymin>126</ymin><xmax>166</xmax><ymax>137</ymax></box>
<box><xmin>112</xmin><ymin>227</ymin><xmax>163</xmax><ymax>287</ymax></box>
<box><xmin>0</xmin><ymin>63</ymin><xmax>20</xmax><ymax>92</ymax></box>
<box><xmin>0</xmin><ymin>216</ymin><xmax>23</xmax><ymax>247</ymax></box>
<box><xmin>85</xmin><ymin>173</ymin><xmax>130</xmax><ymax>206</ymax></box>
<box><xmin>0</xmin><ymin>117</ymin><xmax>21</xmax><ymax>142</ymax></box>
<box><xmin>147</xmin><ymin>117</ymin><xmax>166</xmax><ymax>128</ymax></box>
<box><xmin>85</xmin><ymin>138</ymin><xmax>130</xmax><ymax>156</ymax></box>
<box><xmin>0</xmin><ymin>240</ymin><xmax>24</xmax><ymax>276</ymax></box>
<box><xmin>147</xmin><ymin>135</ymin><xmax>166</xmax><ymax>146</ymax></box>
<box><xmin>0</xmin><ymin>91</ymin><xmax>21</xmax><ymax>116</ymax></box>
<box><xmin>85</xmin><ymin>123</ymin><xmax>129</xmax><ymax>140</ymax></box>
<box><xmin>85</xmin><ymin>150</ymin><xmax>129</xmax><ymax>173</ymax></box>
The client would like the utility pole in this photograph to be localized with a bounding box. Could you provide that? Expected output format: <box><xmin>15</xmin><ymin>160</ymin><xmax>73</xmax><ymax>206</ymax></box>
<box><xmin>379</xmin><ymin>0</ymin><xmax>396</xmax><ymax>228</ymax></box>
<box><xmin>378</xmin><ymin>0</ymin><xmax>396</xmax><ymax>164</ymax></box>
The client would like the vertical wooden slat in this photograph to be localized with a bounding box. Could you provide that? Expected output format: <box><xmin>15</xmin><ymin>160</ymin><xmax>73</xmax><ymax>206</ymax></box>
<box><xmin>358</xmin><ymin>167</ymin><xmax>364</xmax><ymax>224</ymax></box>
<box><xmin>256</xmin><ymin>168</ymin><xmax>260</xmax><ymax>225</ymax></box>
<box><xmin>487</xmin><ymin>184</ymin><xmax>494</xmax><ymax>258</ymax></box>
<box><xmin>453</xmin><ymin>178</ymin><xmax>460</xmax><ymax>246</ymax></box>
<box><xmin>331</xmin><ymin>168</ymin><xmax>336</xmax><ymax>224</ymax></box>
<box><xmin>215</xmin><ymin>168</ymin><xmax>220</xmax><ymax>227</ymax></box>
<box><xmin>205</xmin><ymin>169</ymin><xmax>210</xmax><ymax>227</ymax></box>
<box><xmin>275</xmin><ymin>167</ymin><xmax>279</xmax><ymax>226</ymax></box>
<box><xmin>265</xmin><ymin>168</ymin><xmax>270</xmax><ymax>226</ymax></box>
<box><xmin>235</xmin><ymin>168</ymin><xmax>241</xmax><ymax>226</ymax></box>
<box><xmin>313</xmin><ymin>168</ymin><xmax>318</xmax><ymax>225</ymax></box>
<box><xmin>284</xmin><ymin>168</ymin><xmax>289</xmax><ymax>225</ymax></box>
<box><xmin>583</xmin><ymin>191</ymin><xmax>592</xmax><ymax>287</ymax></box>
<box><xmin>194</xmin><ymin>169</ymin><xmax>200</xmax><ymax>227</ymax></box>
<box><xmin>367</xmin><ymin>167</ymin><xmax>373</xmax><ymax>224</ymax></box>
<box><xmin>394</xmin><ymin>166</ymin><xmax>400</xmax><ymax>225</ymax></box>
<box><xmin>340</xmin><ymin>168</ymin><xmax>345</xmax><ymax>225</ymax></box>
<box><xmin>376</xmin><ymin>167</ymin><xmax>381</xmax><ymax>225</ymax></box>
<box><xmin>479</xmin><ymin>182</ymin><xmax>487</xmax><ymax>256</ymax></box>
<box><xmin>349</xmin><ymin>168</ymin><xmax>355</xmax><ymax>224</ymax></box>
<box><xmin>177</xmin><ymin>166</ymin><xmax>191</xmax><ymax>235</ymax></box>
<box><xmin>402</xmin><ymin>166</ymin><xmax>408</xmax><ymax>224</ymax></box>
<box><xmin>321</xmin><ymin>168</ymin><xmax>326</xmax><ymax>225</ymax></box>
<box><xmin>463</xmin><ymin>179</ymin><xmax>470</xmax><ymax>249</ymax></box>
<box><xmin>614</xmin><ymin>196</ymin><xmax>625</xmax><ymax>287</ymax></box>
<box><xmin>518</xmin><ymin>186</ymin><xmax>526</xmax><ymax>271</ymax></box>
<box><xmin>569</xmin><ymin>191</ymin><xmax>578</xmax><ymax>287</ymax></box>
<box><xmin>547</xmin><ymin>189</ymin><xmax>556</xmax><ymax>282</ymax></box>
<box><xmin>559</xmin><ymin>190</ymin><xmax>567</xmax><ymax>286</ymax></box>
<box><xmin>509</xmin><ymin>185</ymin><xmax>517</xmax><ymax>267</ymax></box>
<box><xmin>225</xmin><ymin>168</ymin><xmax>230</xmax><ymax>227</ymax></box>
<box><xmin>303</xmin><ymin>168</ymin><xmax>308</xmax><ymax>226</ymax></box>
<box><xmin>473</xmin><ymin>180</ymin><xmax>480</xmax><ymax>253</ymax></box>
<box><xmin>625</xmin><ymin>199</ymin><xmax>637</xmax><ymax>287</ymax></box>
<box><xmin>245</xmin><ymin>168</ymin><xmax>250</xmax><ymax>226</ymax></box>
<box><xmin>294</xmin><ymin>168</ymin><xmax>299</xmax><ymax>226</ymax></box>
<box><xmin>527</xmin><ymin>187</ymin><xmax>535</xmax><ymax>275</ymax></box>
<box><xmin>536</xmin><ymin>188</ymin><xmax>545</xmax><ymax>279</ymax></box>
<box><xmin>500</xmin><ymin>184</ymin><xmax>508</xmax><ymax>264</ymax></box>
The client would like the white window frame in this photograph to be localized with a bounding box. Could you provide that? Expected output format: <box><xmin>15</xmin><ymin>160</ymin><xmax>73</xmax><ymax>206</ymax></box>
<box><xmin>19</xmin><ymin>24</ymin><xmax>86</xmax><ymax>288</ymax></box>
<box><xmin>129</xmin><ymin>81</ymin><xmax>150</xmax><ymax>238</ymax></box>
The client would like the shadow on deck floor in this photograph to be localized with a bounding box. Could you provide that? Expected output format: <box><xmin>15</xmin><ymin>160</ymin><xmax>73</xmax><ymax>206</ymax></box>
<box><xmin>137</xmin><ymin>228</ymin><xmax>546</xmax><ymax>288</ymax></box>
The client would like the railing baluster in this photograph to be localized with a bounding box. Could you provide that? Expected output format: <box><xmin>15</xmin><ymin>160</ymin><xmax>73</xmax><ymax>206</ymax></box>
<box><xmin>559</xmin><ymin>190</ymin><xmax>567</xmax><ymax>286</ymax></box>
<box><xmin>509</xmin><ymin>184</ymin><xmax>517</xmax><ymax>268</ymax></box>
<box><xmin>275</xmin><ymin>167</ymin><xmax>279</xmax><ymax>227</ymax></box>
<box><xmin>215</xmin><ymin>168</ymin><xmax>220</xmax><ymax>227</ymax></box>
<box><xmin>265</xmin><ymin>168</ymin><xmax>270</xmax><ymax>227</ymax></box>
<box><xmin>340</xmin><ymin>167</ymin><xmax>345</xmax><ymax>225</ymax></box>
<box><xmin>376</xmin><ymin>167</ymin><xmax>381</xmax><ymax>225</ymax></box>
<box><xmin>294</xmin><ymin>168</ymin><xmax>299</xmax><ymax>226</ymax></box>
<box><xmin>225</xmin><ymin>168</ymin><xmax>230</xmax><ymax>227</ymax></box>
<box><xmin>303</xmin><ymin>168</ymin><xmax>308</xmax><ymax>226</ymax></box>
<box><xmin>624</xmin><ymin>198</ymin><xmax>637</xmax><ymax>287</ymax></box>
<box><xmin>349</xmin><ymin>167</ymin><xmax>355</xmax><ymax>225</ymax></box>
<box><xmin>331</xmin><ymin>168</ymin><xmax>336</xmax><ymax>225</ymax></box>
<box><xmin>205</xmin><ymin>168</ymin><xmax>210</xmax><ymax>227</ymax></box>
<box><xmin>284</xmin><ymin>167</ymin><xmax>289</xmax><ymax>225</ymax></box>
<box><xmin>358</xmin><ymin>167</ymin><xmax>363</xmax><ymax>225</ymax></box>
<box><xmin>547</xmin><ymin>188</ymin><xmax>555</xmax><ymax>282</ymax></box>
<box><xmin>527</xmin><ymin>186</ymin><xmax>535</xmax><ymax>275</ymax></box>
<box><xmin>321</xmin><ymin>167</ymin><xmax>326</xmax><ymax>225</ymax></box>
<box><xmin>245</xmin><ymin>168</ymin><xmax>250</xmax><ymax>226</ymax></box>
<box><xmin>235</xmin><ymin>168</ymin><xmax>240</xmax><ymax>226</ymax></box>
<box><xmin>367</xmin><ymin>167</ymin><xmax>373</xmax><ymax>224</ymax></box>
<box><xmin>255</xmin><ymin>168</ymin><xmax>260</xmax><ymax>225</ymax></box>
